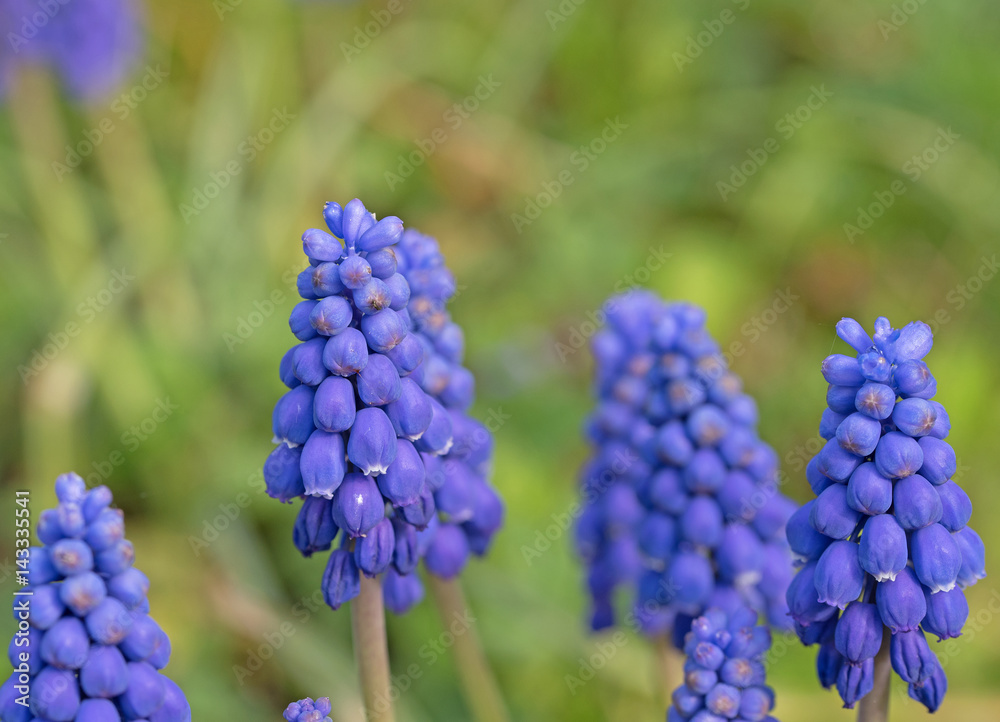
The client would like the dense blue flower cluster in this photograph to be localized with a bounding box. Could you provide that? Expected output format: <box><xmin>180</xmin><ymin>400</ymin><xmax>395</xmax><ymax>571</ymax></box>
<box><xmin>668</xmin><ymin>606</ymin><xmax>779</xmax><ymax>722</ymax></box>
<box><xmin>266</xmin><ymin>201</ymin><xmax>502</xmax><ymax>615</ymax></box>
<box><xmin>0</xmin><ymin>0</ymin><xmax>144</xmax><ymax>102</ymax></box>
<box><xmin>787</xmin><ymin>317</ymin><xmax>985</xmax><ymax>711</ymax></box>
<box><xmin>0</xmin><ymin>473</ymin><xmax>190</xmax><ymax>722</ymax></box>
<box><xmin>575</xmin><ymin>292</ymin><xmax>796</xmax><ymax>644</ymax></box>
<box><xmin>283</xmin><ymin>697</ymin><xmax>332</xmax><ymax>722</ymax></box>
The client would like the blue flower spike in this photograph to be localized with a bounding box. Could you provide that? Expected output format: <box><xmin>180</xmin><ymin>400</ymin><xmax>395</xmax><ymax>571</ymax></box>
<box><xmin>265</xmin><ymin>202</ymin><xmax>503</xmax><ymax>615</ymax></box>
<box><xmin>284</xmin><ymin>696</ymin><xmax>333</xmax><ymax>722</ymax></box>
<box><xmin>667</xmin><ymin>605</ymin><xmax>780</xmax><ymax>721</ymax></box>
<box><xmin>576</xmin><ymin>293</ymin><xmax>797</xmax><ymax>648</ymax></box>
<box><xmin>0</xmin><ymin>473</ymin><xmax>190</xmax><ymax>722</ymax></box>
<box><xmin>787</xmin><ymin>317</ymin><xmax>983</xmax><ymax>712</ymax></box>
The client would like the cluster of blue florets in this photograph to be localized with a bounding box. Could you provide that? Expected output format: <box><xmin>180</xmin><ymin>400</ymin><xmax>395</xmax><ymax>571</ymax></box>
<box><xmin>265</xmin><ymin>200</ymin><xmax>502</xmax><ymax>615</ymax></box>
<box><xmin>283</xmin><ymin>696</ymin><xmax>332</xmax><ymax>722</ymax></box>
<box><xmin>575</xmin><ymin>292</ymin><xmax>796</xmax><ymax>644</ymax></box>
<box><xmin>0</xmin><ymin>473</ymin><xmax>190</xmax><ymax>722</ymax></box>
<box><xmin>786</xmin><ymin>317</ymin><xmax>985</xmax><ymax>711</ymax></box>
<box><xmin>668</xmin><ymin>606</ymin><xmax>779</xmax><ymax>722</ymax></box>
<box><xmin>0</xmin><ymin>0</ymin><xmax>144</xmax><ymax>102</ymax></box>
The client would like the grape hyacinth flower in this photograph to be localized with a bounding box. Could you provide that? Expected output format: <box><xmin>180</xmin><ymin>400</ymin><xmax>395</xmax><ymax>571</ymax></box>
<box><xmin>575</xmin><ymin>292</ymin><xmax>797</xmax><ymax>647</ymax></box>
<box><xmin>0</xmin><ymin>0</ymin><xmax>145</xmax><ymax>102</ymax></box>
<box><xmin>266</xmin><ymin>201</ymin><xmax>503</xmax><ymax>615</ymax></box>
<box><xmin>668</xmin><ymin>605</ymin><xmax>780</xmax><ymax>721</ymax></box>
<box><xmin>283</xmin><ymin>696</ymin><xmax>333</xmax><ymax>722</ymax></box>
<box><xmin>0</xmin><ymin>472</ymin><xmax>190</xmax><ymax>722</ymax></box>
<box><xmin>787</xmin><ymin>317</ymin><xmax>984</xmax><ymax>713</ymax></box>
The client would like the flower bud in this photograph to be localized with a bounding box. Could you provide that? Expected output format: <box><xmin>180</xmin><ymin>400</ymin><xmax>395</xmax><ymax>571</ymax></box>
<box><xmin>814</xmin><ymin>541</ymin><xmax>864</xmax><ymax>609</ymax></box>
<box><xmin>347</xmin><ymin>407</ymin><xmax>397</xmax><ymax>475</ymax></box>
<box><xmin>836</xmin><ymin>413</ymin><xmax>881</xmax><ymax>457</ymax></box>
<box><xmin>954</xmin><ymin>526</ymin><xmax>986</xmax><ymax>588</ymax></box>
<box><xmin>424</xmin><ymin>523</ymin><xmax>470</xmax><ymax>578</ymax></box>
<box><xmin>338</xmin><ymin>254</ymin><xmax>372</xmax><ymax>289</ymax></box>
<box><xmin>921</xmin><ymin>586</ymin><xmax>968</xmax><ymax>640</ymax></box>
<box><xmin>934</xmin><ymin>480</ymin><xmax>971</xmax><ymax>532</ymax></box>
<box><xmin>890</xmin><ymin>629</ymin><xmax>939</xmax><ymax>684</ymax></box>
<box><xmin>811</xmin><ymin>484</ymin><xmax>860</xmax><ymax>540</ymax></box>
<box><xmin>384</xmin><ymin>333</ymin><xmax>424</xmax><ymax>376</ymax></box>
<box><xmin>413</xmin><ymin>398</ymin><xmax>453</xmax><ymax>455</ymax></box>
<box><xmin>84</xmin><ymin>508</ymin><xmax>125</xmax><ymax>552</ymax></box>
<box><xmin>272</xmin><ymin>385</ymin><xmax>316</xmax><ymax>446</ymax></box>
<box><xmin>292</xmin><ymin>337</ymin><xmax>329</xmax><ymax>385</ymax></box>
<box><xmin>834</xmin><ymin>601</ymin><xmax>882</xmax><ymax>663</ymax></box>
<box><xmin>293</xmin><ymin>496</ymin><xmax>338</xmax><ymax>557</ymax></box>
<box><xmin>322</xmin><ymin>548</ymin><xmax>361</xmax><ymax>610</ymax></box>
<box><xmin>85</xmin><ymin>597</ymin><xmax>132</xmax><ymax>645</ymax></box>
<box><xmin>828</xmin><ymin>385</ymin><xmax>862</xmax><ymax>415</ymax></box>
<box><xmin>300</xmin><ymin>430</ymin><xmax>347</xmax><ymax>498</ymax></box>
<box><xmin>303</xmin><ymin>228</ymin><xmax>344</xmax><ymax>262</ymax></box>
<box><xmin>874</xmin><ymin>431</ymin><xmax>923</xmax><ymax>479</ymax></box>
<box><xmin>120</xmin><ymin>615</ymin><xmax>165</xmax><ymax>662</ymax></box>
<box><xmin>95</xmin><ymin>540</ymin><xmax>134</xmax><ymax>576</ymax></box>
<box><xmin>822</xmin><ymin>354</ymin><xmax>865</xmax><ymax>386</ymax></box>
<box><xmin>891</xmin><ymin>321</ymin><xmax>933</xmax><ymax>362</ymax></box>
<box><xmin>49</xmin><ymin>538</ymin><xmax>94</xmax><ymax>576</ymax></box>
<box><xmin>907</xmin><ymin>665</ymin><xmax>947</xmax><ymax>712</ymax></box>
<box><xmin>311</xmin><ymin>262</ymin><xmax>345</xmax><ymax>296</ymax></box>
<box><xmin>680</xmin><ymin>496</ymin><xmax>724</xmax><ymax>548</ymax></box>
<box><xmin>917</xmin><ymin>436</ymin><xmax>956</xmax><ymax>485</ymax></box>
<box><xmin>816</xmin><ymin>438</ymin><xmax>863</xmax><ymax>482</ymax></box>
<box><xmin>855</xmin><ymin>383</ymin><xmax>895</xmax><ymax>420</ymax></box>
<box><xmin>60</xmin><ymin>571</ymin><xmax>106</xmax><ymax>616</ymax></box>
<box><xmin>313</xmin><ymin>376</ymin><xmax>356</xmax><ymax>432</ymax></box>
<box><xmin>30</xmin><ymin>667</ymin><xmax>80</xmax><ymax>721</ymax></box>
<box><xmin>836</xmin><ymin>658</ymin><xmax>874</xmax><ymax>709</ymax></box>
<box><xmin>80</xmin><ymin>644</ymin><xmax>129</xmax><ymax>698</ymax></box>
<box><xmin>331</xmin><ymin>474</ymin><xmax>385</xmax><ymax>538</ymax></box>
<box><xmin>76</xmin><ymin>698</ymin><xmax>122</xmax><ymax>722</ymax></box>
<box><xmin>40</xmin><ymin>617</ymin><xmax>90</xmax><ymax>669</ymax></box>
<box><xmin>265</xmin><ymin>444</ymin><xmax>305</xmax><ymax>503</ymax></box>
<box><xmin>857</xmin><ymin>513</ymin><xmax>906</xmax><ymax>582</ymax></box>
<box><xmin>383</xmin><ymin>568</ymin><xmax>424</xmax><ymax>615</ymax></box>
<box><xmin>357</xmin><ymin>353</ymin><xmax>402</xmax><ymax>406</ymax></box>
<box><xmin>816</xmin><ymin>643</ymin><xmax>844</xmax><ymax>689</ymax></box>
<box><xmin>846</xmin><ymin>463</ymin><xmax>892</xmax><ymax>515</ymax></box>
<box><xmin>399</xmin><ymin>486</ymin><xmax>436</xmax><ymax>528</ymax></box>
<box><xmin>891</xmin><ymin>398</ymin><xmax>937</xmax><ymax>437</ymax></box>
<box><xmin>683</xmin><ymin>449</ymin><xmax>726</xmax><ymax>493</ymax></box>
<box><xmin>836</xmin><ymin>318</ymin><xmax>873</xmax><ymax>353</ymax></box>
<box><xmin>361</xmin><ymin>309</ymin><xmax>407</xmax><ymax>353</ymax></box>
<box><xmin>910</xmin><ymin>523</ymin><xmax>961</xmax><ymax>594</ymax></box>
<box><xmin>119</xmin><ymin>661</ymin><xmax>166</xmax><ymax>719</ymax></box>
<box><xmin>876</xmin><ymin>566</ymin><xmax>926</xmax><ymax>633</ymax></box>
<box><xmin>668</xmin><ymin>552</ymin><xmax>714</xmax><ymax>614</ymax></box>
<box><xmin>322</xmin><ymin>327</ymin><xmax>369</xmax><ymax>376</ymax></box>
<box><xmin>355</xmin><ymin>518</ymin><xmax>395</xmax><ymax>577</ymax></box>
<box><xmin>289</xmin><ymin>300</ymin><xmax>319</xmax><ymax>341</ymax></box>
<box><xmin>892</xmin><ymin>474</ymin><xmax>942</xmax><ymax>530</ymax></box>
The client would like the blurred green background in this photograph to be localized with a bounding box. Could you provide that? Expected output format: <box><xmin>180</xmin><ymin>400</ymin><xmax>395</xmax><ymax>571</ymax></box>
<box><xmin>1</xmin><ymin>0</ymin><xmax>999</xmax><ymax>720</ymax></box>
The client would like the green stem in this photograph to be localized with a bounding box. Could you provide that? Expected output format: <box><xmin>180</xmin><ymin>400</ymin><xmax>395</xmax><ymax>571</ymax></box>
<box><xmin>857</xmin><ymin>627</ymin><xmax>891</xmax><ymax>722</ymax></box>
<box><xmin>351</xmin><ymin>575</ymin><xmax>395</xmax><ymax>722</ymax></box>
<box><xmin>653</xmin><ymin>634</ymin><xmax>683</xmax><ymax>709</ymax></box>
<box><xmin>428</xmin><ymin>575</ymin><xmax>510</xmax><ymax>722</ymax></box>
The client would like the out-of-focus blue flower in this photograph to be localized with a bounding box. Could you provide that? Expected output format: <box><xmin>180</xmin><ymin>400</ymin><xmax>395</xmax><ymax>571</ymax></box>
<box><xmin>667</xmin><ymin>605</ymin><xmax>779</xmax><ymax>721</ymax></box>
<box><xmin>0</xmin><ymin>0</ymin><xmax>145</xmax><ymax>102</ymax></box>
<box><xmin>576</xmin><ymin>293</ymin><xmax>797</xmax><ymax>646</ymax></box>
<box><xmin>0</xmin><ymin>473</ymin><xmax>190</xmax><ymax>722</ymax></box>
<box><xmin>266</xmin><ymin>203</ymin><xmax>503</xmax><ymax>615</ymax></box>
<box><xmin>787</xmin><ymin>317</ymin><xmax>982</xmax><ymax>711</ymax></box>
<box><xmin>284</xmin><ymin>696</ymin><xmax>333</xmax><ymax>722</ymax></box>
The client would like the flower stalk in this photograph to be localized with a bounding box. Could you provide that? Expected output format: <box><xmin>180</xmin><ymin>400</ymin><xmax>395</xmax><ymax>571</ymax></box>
<box><xmin>351</xmin><ymin>574</ymin><xmax>395</xmax><ymax>722</ymax></box>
